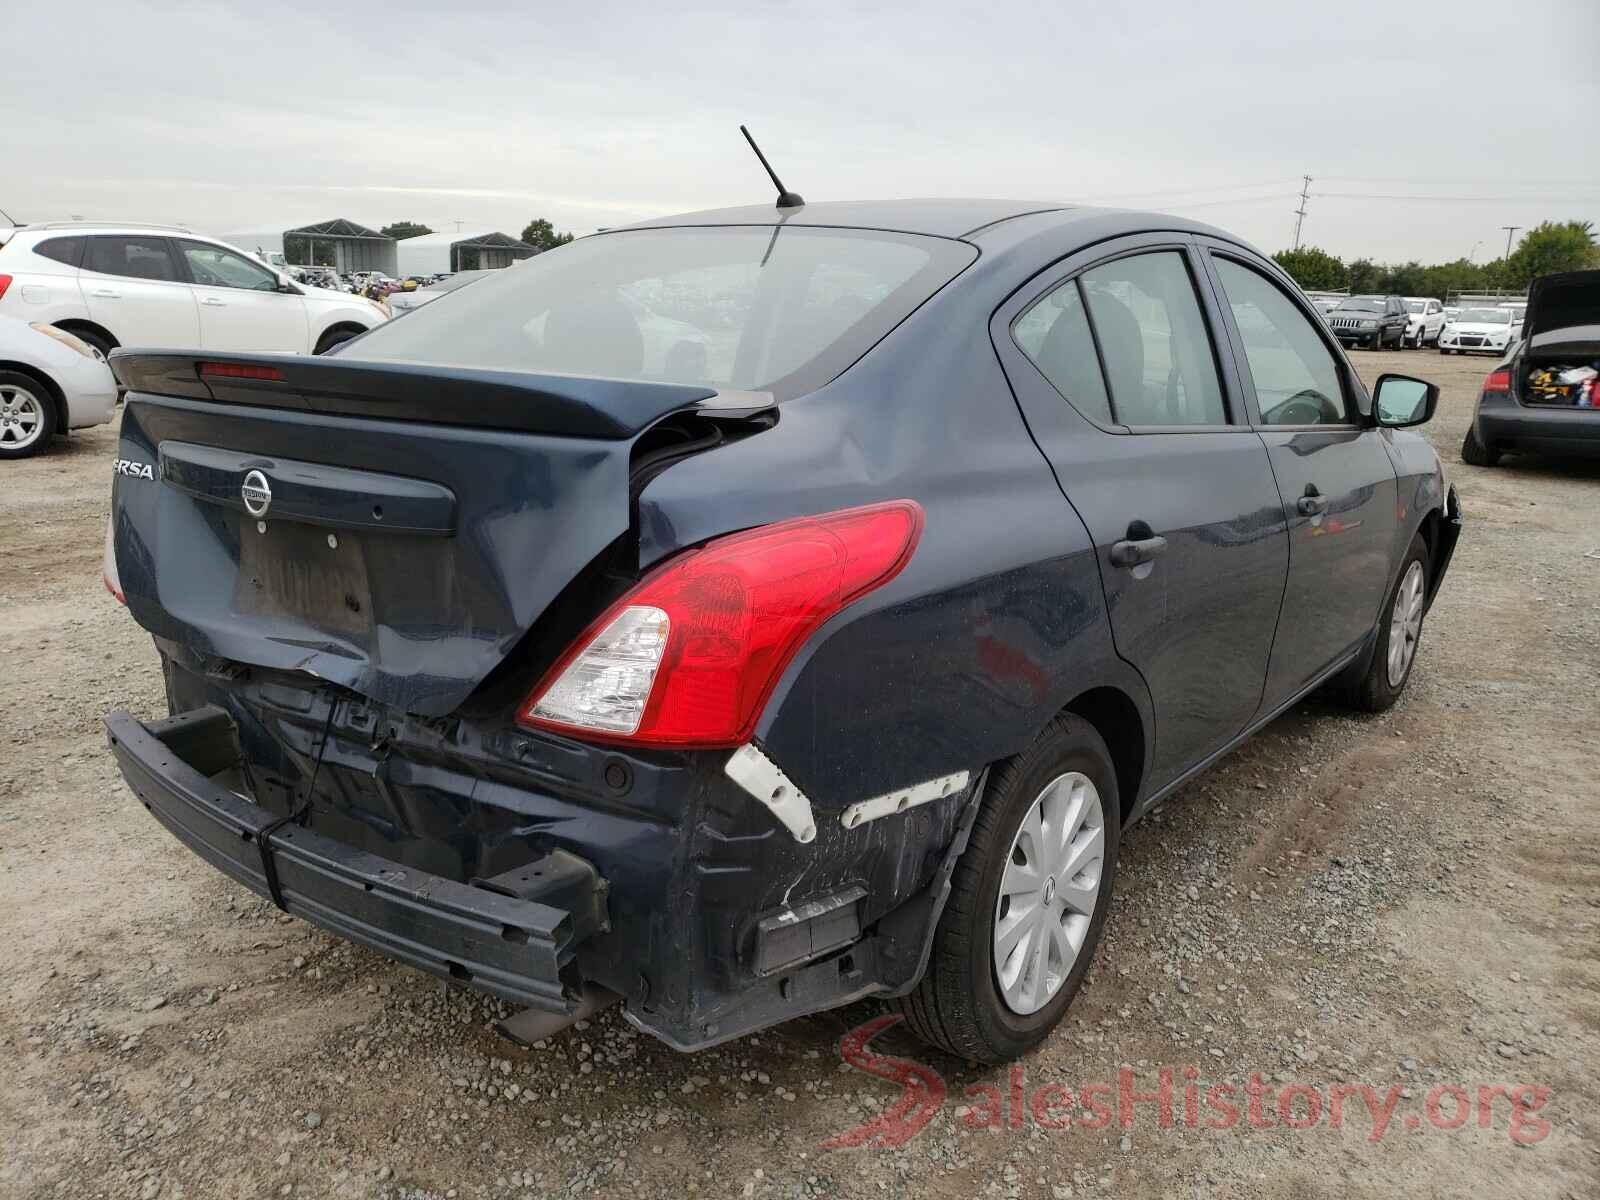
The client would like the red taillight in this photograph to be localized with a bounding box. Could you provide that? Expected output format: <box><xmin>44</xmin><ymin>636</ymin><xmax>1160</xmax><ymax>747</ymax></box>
<box><xmin>1482</xmin><ymin>368</ymin><xmax>1512</xmax><ymax>394</ymax></box>
<box><xmin>518</xmin><ymin>500</ymin><xmax>925</xmax><ymax>748</ymax></box>
<box><xmin>199</xmin><ymin>361</ymin><xmax>283</xmax><ymax>382</ymax></box>
<box><xmin>0</xmin><ymin>274</ymin><xmax>12</xmax><ymax>301</ymax></box>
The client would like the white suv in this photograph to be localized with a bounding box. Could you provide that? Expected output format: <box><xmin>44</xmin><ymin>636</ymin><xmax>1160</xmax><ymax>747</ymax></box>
<box><xmin>0</xmin><ymin>223</ymin><xmax>388</xmax><ymax>358</ymax></box>
<box><xmin>1402</xmin><ymin>297</ymin><xmax>1445</xmax><ymax>348</ymax></box>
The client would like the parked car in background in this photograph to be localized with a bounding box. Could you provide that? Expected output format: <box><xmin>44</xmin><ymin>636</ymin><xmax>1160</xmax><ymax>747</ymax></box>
<box><xmin>0</xmin><ymin>223</ymin><xmax>388</xmax><ymax>357</ymax></box>
<box><xmin>1326</xmin><ymin>295</ymin><xmax>1408</xmax><ymax>349</ymax></box>
<box><xmin>103</xmin><ymin>198</ymin><xmax>1460</xmax><ymax>1064</ymax></box>
<box><xmin>1498</xmin><ymin>301</ymin><xmax>1528</xmax><ymax>339</ymax></box>
<box><xmin>0</xmin><ymin>314</ymin><xmax>118</xmax><ymax>458</ymax></box>
<box><xmin>1439</xmin><ymin>306</ymin><xmax>1516</xmax><ymax>356</ymax></box>
<box><xmin>1403</xmin><ymin>297</ymin><xmax>1445</xmax><ymax>348</ymax></box>
<box><xmin>385</xmin><ymin>268</ymin><xmax>496</xmax><ymax>315</ymax></box>
<box><xmin>1462</xmin><ymin>270</ymin><xmax>1600</xmax><ymax>465</ymax></box>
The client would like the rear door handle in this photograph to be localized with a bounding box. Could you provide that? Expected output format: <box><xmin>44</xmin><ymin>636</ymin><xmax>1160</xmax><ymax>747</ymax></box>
<box><xmin>90</xmin><ymin>289</ymin><xmax>121</xmax><ymax>299</ymax></box>
<box><xmin>1297</xmin><ymin>486</ymin><xmax>1330</xmax><ymax>517</ymax></box>
<box><xmin>201</xmin><ymin>296</ymin><xmax>227</xmax><ymax>307</ymax></box>
<box><xmin>1109</xmin><ymin>535</ymin><xmax>1168</xmax><ymax>568</ymax></box>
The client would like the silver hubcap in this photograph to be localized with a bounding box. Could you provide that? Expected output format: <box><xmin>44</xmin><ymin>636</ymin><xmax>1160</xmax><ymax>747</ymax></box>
<box><xmin>0</xmin><ymin>385</ymin><xmax>45</xmax><ymax>449</ymax></box>
<box><xmin>1386</xmin><ymin>560</ymin><xmax>1426</xmax><ymax>687</ymax></box>
<box><xmin>992</xmin><ymin>771</ymin><xmax>1105</xmax><ymax>1015</ymax></box>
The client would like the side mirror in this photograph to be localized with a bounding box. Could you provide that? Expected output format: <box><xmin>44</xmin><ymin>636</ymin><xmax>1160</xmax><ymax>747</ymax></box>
<box><xmin>275</xmin><ymin>272</ymin><xmax>299</xmax><ymax>294</ymax></box>
<box><xmin>1373</xmin><ymin>374</ymin><xmax>1438</xmax><ymax>428</ymax></box>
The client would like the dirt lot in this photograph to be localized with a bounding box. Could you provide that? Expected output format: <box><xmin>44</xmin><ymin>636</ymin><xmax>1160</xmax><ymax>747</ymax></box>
<box><xmin>2</xmin><ymin>349</ymin><xmax>1597</xmax><ymax>1199</ymax></box>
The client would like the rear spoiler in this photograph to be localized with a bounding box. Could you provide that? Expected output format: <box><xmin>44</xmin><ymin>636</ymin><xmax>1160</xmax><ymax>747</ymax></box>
<box><xmin>109</xmin><ymin>350</ymin><xmax>772</xmax><ymax>440</ymax></box>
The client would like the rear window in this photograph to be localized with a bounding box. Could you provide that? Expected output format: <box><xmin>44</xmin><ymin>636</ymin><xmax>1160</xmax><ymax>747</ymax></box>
<box><xmin>349</xmin><ymin>226</ymin><xmax>976</xmax><ymax>397</ymax></box>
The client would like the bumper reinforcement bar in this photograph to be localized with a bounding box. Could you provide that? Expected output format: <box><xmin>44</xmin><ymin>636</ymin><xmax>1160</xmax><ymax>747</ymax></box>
<box><xmin>104</xmin><ymin>706</ymin><xmax>605</xmax><ymax>1013</ymax></box>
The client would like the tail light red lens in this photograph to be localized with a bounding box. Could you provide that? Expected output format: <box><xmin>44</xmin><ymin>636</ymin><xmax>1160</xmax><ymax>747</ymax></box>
<box><xmin>518</xmin><ymin>500</ymin><xmax>925</xmax><ymax>748</ymax></box>
<box><xmin>0</xmin><ymin>274</ymin><xmax>12</xmax><ymax>301</ymax></box>
<box><xmin>1482</xmin><ymin>368</ymin><xmax>1512</xmax><ymax>394</ymax></box>
<box><xmin>199</xmin><ymin>361</ymin><xmax>284</xmax><ymax>382</ymax></box>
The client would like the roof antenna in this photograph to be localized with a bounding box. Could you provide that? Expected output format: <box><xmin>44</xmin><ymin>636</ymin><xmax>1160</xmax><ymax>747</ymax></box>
<box><xmin>0</xmin><ymin>203</ymin><xmax>18</xmax><ymax>227</ymax></box>
<box><xmin>740</xmin><ymin>125</ymin><xmax>804</xmax><ymax>209</ymax></box>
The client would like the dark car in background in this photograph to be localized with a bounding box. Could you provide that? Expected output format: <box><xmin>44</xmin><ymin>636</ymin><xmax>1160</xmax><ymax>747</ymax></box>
<box><xmin>1462</xmin><ymin>269</ymin><xmax>1600</xmax><ymax>465</ymax></box>
<box><xmin>101</xmin><ymin>199</ymin><xmax>1460</xmax><ymax>1064</ymax></box>
<box><xmin>1327</xmin><ymin>294</ymin><xmax>1409</xmax><ymax>350</ymax></box>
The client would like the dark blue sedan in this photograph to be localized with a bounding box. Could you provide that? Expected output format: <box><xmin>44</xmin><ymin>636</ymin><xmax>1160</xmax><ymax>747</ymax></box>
<box><xmin>103</xmin><ymin>197</ymin><xmax>1460</xmax><ymax>1063</ymax></box>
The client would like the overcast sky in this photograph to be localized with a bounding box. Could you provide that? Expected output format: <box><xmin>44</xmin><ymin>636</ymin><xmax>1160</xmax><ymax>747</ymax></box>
<box><xmin>5</xmin><ymin>0</ymin><xmax>1597</xmax><ymax>264</ymax></box>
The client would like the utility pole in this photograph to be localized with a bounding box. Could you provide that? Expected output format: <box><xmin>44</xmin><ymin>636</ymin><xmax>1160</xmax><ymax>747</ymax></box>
<box><xmin>1501</xmin><ymin>225</ymin><xmax>1521</xmax><ymax>260</ymax></box>
<box><xmin>1292</xmin><ymin>176</ymin><xmax>1312</xmax><ymax>250</ymax></box>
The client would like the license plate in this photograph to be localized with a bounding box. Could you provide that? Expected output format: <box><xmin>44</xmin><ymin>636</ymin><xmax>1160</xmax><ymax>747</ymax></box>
<box><xmin>235</xmin><ymin>519</ymin><xmax>372</xmax><ymax>638</ymax></box>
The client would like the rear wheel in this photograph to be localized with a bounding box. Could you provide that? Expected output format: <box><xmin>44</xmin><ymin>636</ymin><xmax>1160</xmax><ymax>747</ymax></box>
<box><xmin>0</xmin><ymin>371</ymin><xmax>58</xmax><ymax>458</ymax></box>
<box><xmin>1343</xmin><ymin>533</ymin><xmax>1430</xmax><ymax>713</ymax></box>
<box><xmin>894</xmin><ymin>715</ymin><xmax>1120</xmax><ymax>1063</ymax></box>
<box><xmin>1461</xmin><ymin>423</ymin><xmax>1499</xmax><ymax>467</ymax></box>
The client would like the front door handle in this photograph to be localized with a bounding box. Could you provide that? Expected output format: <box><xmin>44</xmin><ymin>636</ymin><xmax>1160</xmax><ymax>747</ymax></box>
<box><xmin>201</xmin><ymin>296</ymin><xmax>227</xmax><ymax>307</ymax></box>
<box><xmin>1109</xmin><ymin>534</ymin><xmax>1168</xmax><ymax>568</ymax></box>
<box><xmin>90</xmin><ymin>289</ymin><xmax>121</xmax><ymax>299</ymax></box>
<box><xmin>1297</xmin><ymin>486</ymin><xmax>1331</xmax><ymax>517</ymax></box>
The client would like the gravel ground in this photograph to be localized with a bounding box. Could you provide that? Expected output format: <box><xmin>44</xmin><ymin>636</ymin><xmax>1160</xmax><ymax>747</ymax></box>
<box><xmin>1</xmin><ymin>349</ymin><xmax>1597</xmax><ymax>1199</ymax></box>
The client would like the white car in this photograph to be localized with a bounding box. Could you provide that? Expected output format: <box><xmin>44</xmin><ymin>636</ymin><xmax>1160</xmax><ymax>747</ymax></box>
<box><xmin>0</xmin><ymin>314</ymin><xmax>119</xmax><ymax>458</ymax></box>
<box><xmin>1438</xmin><ymin>306</ymin><xmax>1517</xmax><ymax>355</ymax></box>
<box><xmin>1498</xmin><ymin>301</ymin><xmax>1527</xmax><ymax>339</ymax></box>
<box><xmin>1402</xmin><ymin>297</ymin><xmax>1445</xmax><ymax>348</ymax></box>
<box><xmin>0</xmin><ymin>223</ymin><xmax>388</xmax><ymax>358</ymax></box>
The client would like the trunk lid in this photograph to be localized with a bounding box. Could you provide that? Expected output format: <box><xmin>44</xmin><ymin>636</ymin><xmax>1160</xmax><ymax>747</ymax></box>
<box><xmin>1524</xmin><ymin>269</ymin><xmax>1600</xmax><ymax>349</ymax></box>
<box><xmin>108</xmin><ymin>351</ymin><xmax>764</xmax><ymax>716</ymax></box>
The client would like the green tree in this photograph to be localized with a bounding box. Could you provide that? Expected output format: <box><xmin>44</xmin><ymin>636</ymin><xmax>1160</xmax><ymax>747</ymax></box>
<box><xmin>1377</xmin><ymin>261</ymin><xmax>1428</xmax><ymax>295</ymax></box>
<box><xmin>380</xmin><ymin>221</ymin><xmax>433</xmax><ymax>240</ymax></box>
<box><xmin>1505</xmin><ymin>221</ymin><xmax>1598</xmax><ymax>286</ymax></box>
<box><xmin>521</xmin><ymin>218</ymin><xmax>575</xmax><ymax>252</ymax></box>
<box><xmin>1271</xmin><ymin>245</ymin><xmax>1345</xmax><ymax>290</ymax></box>
<box><xmin>1345</xmin><ymin>258</ymin><xmax>1381</xmax><ymax>294</ymax></box>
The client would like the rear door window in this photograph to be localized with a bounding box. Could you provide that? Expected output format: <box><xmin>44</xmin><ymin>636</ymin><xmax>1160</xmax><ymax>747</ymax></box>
<box><xmin>1078</xmin><ymin>251</ymin><xmax>1228</xmax><ymax>426</ymax></box>
<box><xmin>84</xmin><ymin>236</ymin><xmax>180</xmax><ymax>282</ymax></box>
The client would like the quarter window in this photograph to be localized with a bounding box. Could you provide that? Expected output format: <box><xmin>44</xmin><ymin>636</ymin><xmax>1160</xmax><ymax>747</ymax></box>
<box><xmin>34</xmin><ymin>237</ymin><xmax>85</xmax><ymax>268</ymax></box>
<box><xmin>1078</xmin><ymin>252</ymin><xmax>1227</xmax><ymax>426</ymax></box>
<box><xmin>179</xmin><ymin>242</ymin><xmax>279</xmax><ymax>291</ymax></box>
<box><xmin>1212</xmin><ymin>258</ymin><xmax>1347</xmax><ymax>426</ymax></box>
<box><xmin>84</xmin><ymin>236</ymin><xmax>179</xmax><ymax>282</ymax></box>
<box><xmin>1012</xmin><ymin>278</ymin><xmax>1113</xmax><ymax>425</ymax></box>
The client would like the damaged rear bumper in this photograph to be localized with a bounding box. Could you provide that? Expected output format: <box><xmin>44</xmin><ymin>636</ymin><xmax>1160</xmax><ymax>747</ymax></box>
<box><xmin>104</xmin><ymin>706</ymin><xmax>602</xmax><ymax>1014</ymax></box>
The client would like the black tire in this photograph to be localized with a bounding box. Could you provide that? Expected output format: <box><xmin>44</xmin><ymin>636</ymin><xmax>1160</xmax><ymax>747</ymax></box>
<box><xmin>314</xmin><ymin>327</ymin><xmax>359</xmax><ymax>355</ymax></box>
<box><xmin>1343</xmin><ymin>533</ymin><xmax>1430</xmax><ymax>713</ymax></box>
<box><xmin>0</xmin><ymin>369</ymin><xmax>60</xmax><ymax>459</ymax></box>
<box><xmin>1461</xmin><ymin>423</ymin><xmax>1499</xmax><ymax>467</ymax></box>
<box><xmin>894</xmin><ymin>715</ymin><xmax>1121</xmax><ymax>1064</ymax></box>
